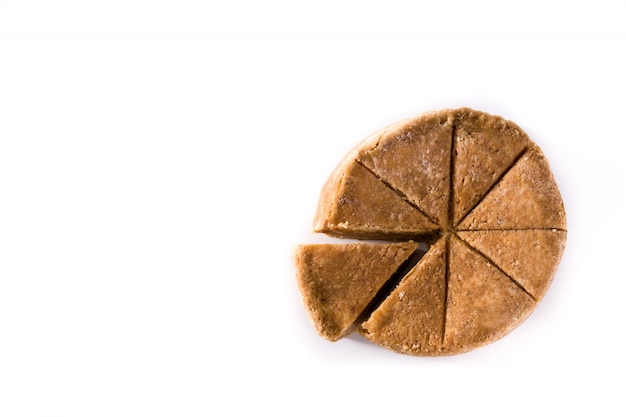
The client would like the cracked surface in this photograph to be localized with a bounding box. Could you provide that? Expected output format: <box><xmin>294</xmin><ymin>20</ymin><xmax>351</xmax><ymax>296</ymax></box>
<box><xmin>297</xmin><ymin>108</ymin><xmax>567</xmax><ymax>356</ymax></box>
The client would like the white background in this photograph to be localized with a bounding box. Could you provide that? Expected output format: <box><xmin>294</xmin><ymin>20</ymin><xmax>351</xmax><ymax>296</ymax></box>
<box><xmin>1</xmin><ymin>0</ymin><xmax>624</xmax><ymax>415</ymax></box>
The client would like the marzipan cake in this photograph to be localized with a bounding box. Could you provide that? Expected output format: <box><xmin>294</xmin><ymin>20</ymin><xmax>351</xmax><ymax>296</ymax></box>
<box><xmin>293</xmin><ymin>108</ymin><xmax>566</xmax><ymax>356</ymax></box>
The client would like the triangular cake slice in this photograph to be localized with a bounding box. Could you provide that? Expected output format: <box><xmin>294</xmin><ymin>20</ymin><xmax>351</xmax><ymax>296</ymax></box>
<box><xmin>457</xmin><ymin>230</ymin><xmax>566</xmax><ymax>300</ymax></box>
<box><xmin>293</xmin><ymin>242</ymin><xmax>419</xmax><ymax>341</ymax></box>
<box><xmin>314</xmin><ymin>158</ymin><xmax>439</xmax><ymax>239</ymax></box>
<box><xmin>360</xmin><ymin>238</ymin><xmax>447</xmax><ymax>356</ymax></box>
<box><xmin>444</xmin><ymin>236</ymin><xmax>535</xmax><ymax>354</ymax></box>
<box><xmin>451</xmin><ymin>109</ymin><xmax>530</xmax><ymax>225</ymax></box>
<box><xmin>357</xmin><ymin>110</ymin><xmax>455</xmax><ymax>226</ymax></box>
<box><xmin>458</xmin><ymin>147</ymin><xmax>566</xmax><ymax>230</ymax></box>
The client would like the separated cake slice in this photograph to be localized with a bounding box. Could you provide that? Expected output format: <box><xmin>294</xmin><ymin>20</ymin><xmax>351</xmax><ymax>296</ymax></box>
<box><xmin>456</xmin><ymin>229</ymin><xmax>566</xmax><ymax>300</ymax></box>
<box><xmin>451</xmin><ymin>108</ymin><xmax>530</xmax><ymax>226</ymax></box>
<box><xmin>357</xmin><ymin>110</ymin><xmax>455</xmax><ymax>226</ymax></box>
<box><xmin>360</xmin><ymin>238</ymin><xmax>447</xmax><ymax>356</ymax></box>
<box><xmin>314</xmin><ymin>158</ymin><xmax>438</xmax><ymax>240</ymax></box>
<box><xmin>293</xmin><ymin>242</ymin><xmax>419</xmax><ymax>341</ymax></box>
<box><xmin>444</xmin><ymin>236</ymin><xmax>535</xmax><ymax>354</ymax></box>
<box><xmin>457</xmin><ymin>147</ymin><xmax>566</xmax><ymax>230</ymax></box>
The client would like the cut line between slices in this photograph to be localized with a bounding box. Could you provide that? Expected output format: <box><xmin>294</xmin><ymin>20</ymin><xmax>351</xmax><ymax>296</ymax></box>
<box><xmin>355</xmin><ymin>160</ymin><xmax>439</xmax><ymax>226</ymax></box>
<box><xmin>452</xmin><ymin>233</ymin><xmax>536</xmax><ymax>302</ymax></box>
<box><xmin>453</xmin><ymin>146</ymin><xmax>529</xmax><ymax>229</ymax></box>
<box><xmin>352</xmin><ymin>246</ymin><xmax>428</xmax><ymax>333</ymax></box>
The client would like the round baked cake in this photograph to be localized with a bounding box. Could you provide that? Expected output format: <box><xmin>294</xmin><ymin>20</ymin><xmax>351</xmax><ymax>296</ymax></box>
<box><xmin>294</xmin><ymin>108</ymin><xmax>566</xmax><ymax>356</ymax></box>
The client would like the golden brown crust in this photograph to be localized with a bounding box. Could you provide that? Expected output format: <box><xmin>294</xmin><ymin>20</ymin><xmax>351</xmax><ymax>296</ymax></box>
<box><xmin>294</xmin><ymin>242</ymin><xmax>419</xmax><ymax>341</ymax></box>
